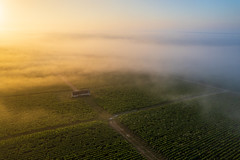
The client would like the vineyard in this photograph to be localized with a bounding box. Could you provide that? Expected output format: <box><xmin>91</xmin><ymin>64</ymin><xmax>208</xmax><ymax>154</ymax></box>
<box><xmin>0</xmin><ymin>71</ymin><xmax>236</xmax><ymax>159</ymax></box>
<box><xmin>94</xmin><ymin>85</ymin><xmax>168</xmax><ymax>114</ymax></box>
<box><xmin>0</xmin><ymin>121</ymin><xmax>144</xmax><ymax>160</ymax></box>
<box><xmin>93</xmin><ymin>75</ymin><xmax>216</xmax><ymax>114</ymax></box>
<box><xmin>0</xmin><ymin>91</ymin><xmax>97</xmax><ymax>138</ymax></box>
<box><xmin>119</xmin><ymin>93</ymin><xmax>240</xmax><ymax>159</ymax></box>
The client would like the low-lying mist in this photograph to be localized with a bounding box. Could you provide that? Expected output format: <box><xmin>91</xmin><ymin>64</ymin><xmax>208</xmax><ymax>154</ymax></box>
<box><xmin>0</xmin><ymin>31</ymin><xmax>240</xmax><ymax>94</ymax></box>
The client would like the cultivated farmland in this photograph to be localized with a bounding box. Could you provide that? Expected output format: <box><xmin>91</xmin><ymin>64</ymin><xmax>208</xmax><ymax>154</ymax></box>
<box><xmin>0</xmin><ymin>91</ymin><xmax>96</xmax><ymax>138</ymax></box>
<box><xmin>119</xmin><ymin>93</ymin><xmax>240</xmax><ymax>159</ymax></box>
<box><xmin>0</xmin><ymin>121</ymin><xmax>144</xmax><ymax>160</ymax></box>
<box><xmin>93</xmin><ymin>74</ymin><xmax>218</xmax><ymax>114</ymax></box>
<box><xmin>0</xmin><ymin>71</ymin><xmax>238</xmax><ymax>159</ymax></box>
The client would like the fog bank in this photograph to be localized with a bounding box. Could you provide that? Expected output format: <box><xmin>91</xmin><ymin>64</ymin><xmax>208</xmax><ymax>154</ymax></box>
<box><xmin>0</xmin><ymin>32</ymin><xmax>240</xmax><ymax>92</ymax></box>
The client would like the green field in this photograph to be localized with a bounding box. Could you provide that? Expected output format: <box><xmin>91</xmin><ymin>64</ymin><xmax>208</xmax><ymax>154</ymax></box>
<box><xmin>1</xmin><ymin>71</ymin><xmax>237</xmax><ymax>159</ymax></box>
<box><xmin>119</xmin><ymin>93</ymin><xmax>240</xmax><ymax>159</ymax></box>
<box><xmin>93</xmin><ymin>74</ymin><xmax>217</xmax><ymax>114</ymax></box>
<box><xmin>0</xmin><ymin>92</ymin><xmax>96</xmax><ymax>138</ymax></box>
<box><xmin>0</xmin><ymin>121</ymin><xmax>144</xmax><ymax>160</ymax></box>
<box><xmin>0</xmin><ymin>72</ymin><xmax>116</xmax><ymax>138</ymax></box>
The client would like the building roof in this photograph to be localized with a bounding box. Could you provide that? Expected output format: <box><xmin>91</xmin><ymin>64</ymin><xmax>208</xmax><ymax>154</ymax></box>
<box><xmin>72</xmin><ymin>89</ymin><xmax>90</xmax><ymax>95</ymax></box>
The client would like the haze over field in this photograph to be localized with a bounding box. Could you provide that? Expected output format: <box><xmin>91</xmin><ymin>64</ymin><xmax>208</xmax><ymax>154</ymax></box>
<box><xmin>0</xmin><ymin>0</ymin><xmax>240</xmax><ymax>92</ymax></box>
<box><xmin>1</xmin><ymin>32</ymin><xmax>240</xmax><ymax>93</ymax></box>
<box><xmin>1</xmin><ymin>1</ymin><xmax>240</xmax><ymax>159</ymax></box>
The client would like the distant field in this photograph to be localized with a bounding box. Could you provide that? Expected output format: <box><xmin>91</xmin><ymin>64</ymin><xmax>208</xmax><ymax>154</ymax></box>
<box><xmin>0</xmin><ymin>121</ymin><xmax>144</xmax><ymax>160</ymax></box>
<box><xmin>93</xmin><ymin>73</ymin><xmax>217</xmax><ymax>114</ymax></box>
<box><xmin>0</xmin><ymin>72</ymin><xmax>218</xmax><ymax>115</ymax></box>
<box><xmin>119</xmin><ymin>93</ymin><xmax>240</xmax><ymax>159</ymax></box>
<box><xmin>0</xmin><ymin>92</ymin><xmax>96</xmax><ymax>138</ymax></box>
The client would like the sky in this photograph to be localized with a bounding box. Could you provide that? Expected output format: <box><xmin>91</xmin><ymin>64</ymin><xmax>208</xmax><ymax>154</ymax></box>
<box><xmin>1</xmin><ymin>0</ymin><xmax>240</xmax><ymax>34</ymax></box>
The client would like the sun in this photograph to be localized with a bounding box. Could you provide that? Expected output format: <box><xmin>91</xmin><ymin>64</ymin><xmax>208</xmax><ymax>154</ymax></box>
<box><xmin>0</xmin><ymin>4</ymin><xmax>4</xmax><ymax>25</ymax></box>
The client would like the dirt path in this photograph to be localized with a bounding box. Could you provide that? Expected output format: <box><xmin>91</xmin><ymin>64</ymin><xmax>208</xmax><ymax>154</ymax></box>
<box><xmin>0</xmin><ymin>78</ymin><xmax>230</xmax><ymax>160</ymax></box>
<box><xmin>0</xmin><ymin>89</ymin><xmax>228</xmax><ymax>159</ymax></box>
<box><xmin>109</xmin><ymin>119</ymin><xmax>163</xmax><ymax>160</ymax></box>
<box><xmin>175</xmin><ymin>77</ymin><xmax>227</xmax><ymax>91</ymax></box>
<box><xmin>0</xmin><ymin>119</ymin><xmax>95</xmax><ymax>141</ymax></box>
<box><xmin>175</xmin><ymin>77</ymin><xmax>240</xmax><ymax>96</ymax></box>
<box><xmin>83</xmin><ymin>96</ymin><xmax>112</xmax><ymax>120</ymax></box>
<box><xmin>112</xmin><ymin>90</ymin><xmax>228</xmax><ymax>118</ymax></box>
<box><xmin>84</xmin><ymin>96</ymin><xmax>163</xmax><ymax>160</ymax></box>
<box><xmin>0</xmin><ymin>89</ymin><xmax>72</xmax><ymax>98</ymax></box>
<box><xmin>107</xmin><ymin>90</ymin><xmax>228</xmax><ymax>160</ymax></box>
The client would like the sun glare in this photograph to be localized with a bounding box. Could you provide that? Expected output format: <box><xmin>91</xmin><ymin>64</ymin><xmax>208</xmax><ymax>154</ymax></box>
<box><xmin>0</xmin><ymin>3</ymin><xmax>7</xmax><ymax>33</ymax></box>
<box><xmin>0</xmin><ymin>4</ymin><xmax>4</xmax><ymax>25</ymax></box>
<box><xmin>0</xmin><ymin>5</ymin><xmax>3</xmax><ymax>24</ymax></box>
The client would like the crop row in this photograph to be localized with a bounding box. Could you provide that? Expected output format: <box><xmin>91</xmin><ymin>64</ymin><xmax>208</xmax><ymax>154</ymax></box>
<box><xmin>94</xmin><ymin>85</ymin><xmax>168</xmax><ymax>114</ymax></box>
<box><xmin>93</xmin><ymin>78</ymin><xmax>213</xmax><ymax>114</ymax></box>
<box><xmin>0</xmin><ymin>92</ymin><xmax>97</xmax><ymax>138</ymax></box>
<box><xmin>0</xmin><ymin>121</ymin><xmax>145</xmax><ymax>160</ymax></box>
<box><xmin>119</xmin><ymin>93</ymin><xmax>240</xmax><ymax>159</ymax></box>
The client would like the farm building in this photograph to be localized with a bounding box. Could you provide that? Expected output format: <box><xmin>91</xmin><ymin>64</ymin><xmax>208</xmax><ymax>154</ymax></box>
<box><xmin>72</xmin><ymin>89</ymin><xmax>91</xmax><ymax>98</ymax></box>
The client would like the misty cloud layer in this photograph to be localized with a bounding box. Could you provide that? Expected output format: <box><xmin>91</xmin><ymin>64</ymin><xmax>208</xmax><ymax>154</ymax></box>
<box><xmin>0</xmin><ymin>32</ymin><xmax>240</xmax><ymax>93</ymax></box>
<box><xmin>45</xmin><ymin>32</ymin><xmax>240</xmax><ymax>46</ymax></box>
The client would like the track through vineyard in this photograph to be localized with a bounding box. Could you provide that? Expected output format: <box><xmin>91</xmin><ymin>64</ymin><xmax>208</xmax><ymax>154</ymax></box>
<box><xmin>109</xmin><ymin>119</ymin><xmax>162</xmax><ymax>160</ymax></box>
<box><xmin>82</xmin><ymin>89</ymin><xmax>229</xmax><ymax>159</ymax></box>
<box><xmin>112</xmin><ymin>90</ymin><xmax>228</xmax><ymax>118</ymax></box>
<box><xmin>0</xmin><ymin>78</ymin><xmax>231</xmax><ymax>160</ymax></box>
<box><xmin>84</xmin><ymin>96</ymin><xmax>163</xmax><ymax>160</ymax></box>
<box><xmin>0</xmin><ymin>119</ymin><xmax>95</xmax><ymax>141</ymax></box>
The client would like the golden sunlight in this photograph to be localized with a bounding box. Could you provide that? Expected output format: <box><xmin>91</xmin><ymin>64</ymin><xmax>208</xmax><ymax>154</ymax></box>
<box><xmin>0</xmin><ymin>3</ymin><xmax>4</xmax><ymax>25</ymax></box>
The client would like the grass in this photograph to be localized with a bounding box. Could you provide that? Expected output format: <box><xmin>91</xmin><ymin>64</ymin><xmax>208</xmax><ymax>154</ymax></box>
<box><xmin>0</xmin><ymin>121</ymin><xmax>145</xmax><ymax>160</ymax></box>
